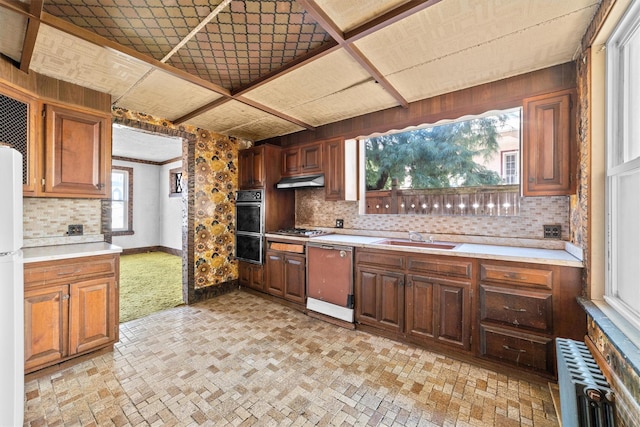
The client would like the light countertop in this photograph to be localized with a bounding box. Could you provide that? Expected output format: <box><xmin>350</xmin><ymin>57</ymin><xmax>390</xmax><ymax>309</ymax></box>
<box><xmin>23</xmin><ymin>242</ymin><xmax>122</xmax><ymax>264</ymax></box>
<box><xmin>265</xmin><ymin>233</ymin><xmax>583</xmax><ymax>267</ymax></box>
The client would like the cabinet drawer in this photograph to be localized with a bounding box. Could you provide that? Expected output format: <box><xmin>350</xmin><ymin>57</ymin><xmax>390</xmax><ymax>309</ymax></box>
<box><xmin>25</xmin><ymin>257</ymin><xmax>116</xmax><ymax>286</ymax></box>
<box><xmin>408</xmin><ymin>256</ymin><xmax>472</xmax><ymax>279</ymax></box>
<box><xmin>480</xmin><ymin>263</ymin><xmax>552</xmax><ymax>289</ymax></box>
<box><xmin>356</xmin><ymin>250</ymin><xmax>405</xmax><ymax>269</ymax></box>
<box><xmin>479</xmin><ymin>285</ymin><xmax>552</xmax><ymax>333</ymax></box>
<box><xmin>480</xmin><ymin>325</ymin><xmax>554</xmax><ymax>374</ymax></box>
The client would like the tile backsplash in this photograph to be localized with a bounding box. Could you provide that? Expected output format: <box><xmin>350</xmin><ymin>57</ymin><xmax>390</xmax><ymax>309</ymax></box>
<box><xmin>296</xmin><ymin>189</ymin><xmax>570</xmax><ymax>241</ymax></box>
<box><xmin>23</xmin><ymin>198</ymin><xmax>103</xmax><ymax>247</ymax></box>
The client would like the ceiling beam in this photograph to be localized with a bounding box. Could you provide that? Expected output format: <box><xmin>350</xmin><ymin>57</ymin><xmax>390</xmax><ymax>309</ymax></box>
<box><xmin>173</xmin><ymin>97</ymin><xmax>232</xmax><ymax>125</ymax></box>
<box><xmin>297</xmin><ymin>0</ymin><xmax>409</xmax><ymax>109</ymax></box>
<box><xmin>19</xmin><ymin>0</ymin><xmax>44</xmax><ymax>72</ymax></box>
<box><xmin>0</xmin><ymin>0</ymin><xmax>29</xmax><ymax>16</ymax></box>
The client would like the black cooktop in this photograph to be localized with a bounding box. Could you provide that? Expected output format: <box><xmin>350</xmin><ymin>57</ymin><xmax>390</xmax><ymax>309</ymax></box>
<box><xmin>272</xmin><ymin>228</ymin><xmax>332</xmax><ymax>237</ymax></box>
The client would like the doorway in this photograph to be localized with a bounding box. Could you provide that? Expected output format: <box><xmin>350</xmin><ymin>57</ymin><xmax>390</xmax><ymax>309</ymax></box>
<box><xmin>104</xmin><ymin>117</ymin><xmax>197</xmax><ymax>313</ymax></box>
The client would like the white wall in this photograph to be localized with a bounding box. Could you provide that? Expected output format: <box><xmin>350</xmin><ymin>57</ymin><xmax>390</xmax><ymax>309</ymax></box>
<box><xmin>160</xmin><ymin>160</ymin><xmax>182</xmax><ymax>250</ymax></box>
<box><xmin>112</xmin><ymin>159</ymin><xmax>182</xmax><ymax>251</ymax></box>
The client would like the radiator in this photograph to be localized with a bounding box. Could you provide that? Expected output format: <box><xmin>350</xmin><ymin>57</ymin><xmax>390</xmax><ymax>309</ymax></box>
<box><xmin>556</xmin><ymin>338</ymin><xmax>616</xmax><ymax>427</ymax></box>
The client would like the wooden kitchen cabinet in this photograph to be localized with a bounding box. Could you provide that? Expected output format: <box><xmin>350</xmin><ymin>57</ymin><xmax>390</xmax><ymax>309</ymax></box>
<box><xmin>0</xmin><ymin>82</ymin><xmax>38</xmax><ymax>195</ymax></box>
<box><xmin>356</xmin><ymin>267</ymin><xmax>404</xmax><ymax>333</ymax></box>
<box><xmin>238</xmin><ymin>261</ymin><xmax>264</xmax><ymax>292</ymax></box>
<box><xmin>238</xmin><ymin>145</ymin><xmax>266</xmax><ymax>189</ymax></box>
<box><xmin>323</xmin><ymin>138</ymin><xmax>345</xmax><ymax>201</ymax></box>
<box><xmin>265</xmin><ymin>241</ymin><xmax>306</xmax><ymax>304</ymax></box>
<box><xmin>281</xmin><ymin>142</ymin><xmax>323</xmax><ymax>176</ymax></box>
<box><xmin>44</xmin><ymin>104</ymin><xmax>111</xmax><ymax>198</ymax></box>
<box><xmin>0</xmin><ymin>81</ymin><xmax>112</xmax><ymax>198</ymax></box>
<box><xmin>355</xmin><ymin>249</ymin><xmax>405</xmax><ymax>333</ymax></box>
<box><xmin>522</xmin><ymin>89</ymin><xmax>576</xmax><ymax>196</ymax></box>
<box><xmin>476</xmin><ymin>260</ymin><xmax>584</xmax><ymax>376</ymax></box>
<box><xmin>24</xmin><ymin>254</ymin><xmax>119</xmax><ymax>374</ymax></box>
<box><xmin>405</xmin><ymin>254</ymin><xmax>472</xmax><ymax>350</ymax></box>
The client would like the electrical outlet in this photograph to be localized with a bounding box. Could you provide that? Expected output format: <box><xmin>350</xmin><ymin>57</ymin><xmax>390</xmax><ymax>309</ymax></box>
<box><xmin>68</xmin><ymin>224</ymin><xmax>84</xmax><ymax>236</ymax></box>
<box><xmin>335</xmin><ymin>219</ymin><xmax>344</xmax><ymax>228</ymax></box>
<box><xmin>543</xmin><ymin>224</ymin><xmax>561</xmax><ymax>239</ymax></box>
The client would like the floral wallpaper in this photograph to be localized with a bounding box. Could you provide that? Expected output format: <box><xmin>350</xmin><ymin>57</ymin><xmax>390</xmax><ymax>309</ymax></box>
<box><xmin>112</xmin><ymin>107</ymin><xmax>245</xmax><ymax>290</ymax></box>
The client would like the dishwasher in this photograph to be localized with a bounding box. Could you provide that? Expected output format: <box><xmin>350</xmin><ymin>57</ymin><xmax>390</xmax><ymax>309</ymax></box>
<box><xmin>306</xmin><ymin>242</ymin><xmax>354</xmax><ymax>322</ymax></box>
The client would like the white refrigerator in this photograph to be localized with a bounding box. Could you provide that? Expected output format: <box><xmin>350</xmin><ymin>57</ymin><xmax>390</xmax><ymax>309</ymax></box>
<box><xmin>0</xmin><ymin>146</ymin><xmax>24</xmax><ymax>425</ymax></box>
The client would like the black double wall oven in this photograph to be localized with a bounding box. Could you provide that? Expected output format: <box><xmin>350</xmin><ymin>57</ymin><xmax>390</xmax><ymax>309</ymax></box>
<box><xmin>235</xmin><ymin>189</ymin><xmax>264</xmax><ymax>264</ymax></box>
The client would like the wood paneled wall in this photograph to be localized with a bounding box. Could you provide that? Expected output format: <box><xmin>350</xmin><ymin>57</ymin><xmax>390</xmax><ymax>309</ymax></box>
<box><xmin>260</xmin><ymin>62</ymin><xmax>576</xmax><ymax>146</ymax></box>
<box><xmin>0</xmin><ymin>56</ymin><xmax>111</xmax><ymax>112</ymax></box>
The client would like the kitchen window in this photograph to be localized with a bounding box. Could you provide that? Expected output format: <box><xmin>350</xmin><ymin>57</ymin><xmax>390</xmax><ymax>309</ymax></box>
<box><xmin>605</xmin><ymin>0</ymin><xmax>640</xmax><ymax>331</ymax></box>
<box><xmin>111</xmin><ymin>167</ymin><xmax>133</xmax><ymax>235</ymax></box>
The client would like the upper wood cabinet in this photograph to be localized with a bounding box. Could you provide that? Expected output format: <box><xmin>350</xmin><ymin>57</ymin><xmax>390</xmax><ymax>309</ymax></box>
<box><xmin>281</xmin><ymin>142</ymin><xmax>323</xmax><ymax>176</ymax></box>
<box><xmin>0</xmin><ymin>83</ymin><xmax>39</xmax><ymax>195</ymax></box>
<box><xmin>522</xmin><ymin>89</ymin><xmax>576</xmax><ymax>196</ymax></box>
<box><xmin>238</xmin><ymin>144</ymin><xmax>286</xmax><ymax>189</ymax></box>
<box><xmin>324</xmin><ymin>138</ymin><xmax>344</xmax><ymax>201</ymax></box>
<box><xmin>0</xmin><ymin>81</ymin><xmax>112</xmax><ymax>198</ymax></box>
<box><xmin>44</xmin><ymin>104</ymin><xmax>111</xmax><ymax>198</ymax></box>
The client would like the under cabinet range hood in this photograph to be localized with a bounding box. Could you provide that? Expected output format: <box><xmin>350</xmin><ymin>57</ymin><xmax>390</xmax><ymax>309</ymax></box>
<box><xmin>276</xmin><ymin>174</ymin><xmax>324</xmax><ymax>189</ymax></box>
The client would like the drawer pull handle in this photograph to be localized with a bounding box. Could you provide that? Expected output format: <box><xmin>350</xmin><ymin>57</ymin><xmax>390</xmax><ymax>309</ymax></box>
<box><xmin>503</xmin><ymin>306</ymin><xmax>527</xmax><ymax>313</ymax></box>
<box><xmin>502</xmin><ymin>345</ymin><xmax>526</xmax><ymax>353</ymax></box>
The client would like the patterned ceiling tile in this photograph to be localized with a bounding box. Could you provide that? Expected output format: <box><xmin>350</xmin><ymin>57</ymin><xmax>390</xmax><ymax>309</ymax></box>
<box><xmin>43</xmin><ymin>0</ymin><xmax>225</xmax><ymax>61</ymax></box>
<box><xmin>166</xmin><ymin>0</ymin><xmax>333</xmax><ymax>90</ymax></box>
<box><xmin>30</xmin><ymin>24</ymin><xmax>153</xmax><ymax>99</ymax></box>
<box><xmin>314</xmin><ymin>0</ymin><xmax>410</xmax><ymax>33</ymax></box>
<box><xmin>115</xmin><ymin>69</ymin><xmax>223</xmax><ymax>121</ymax></box>
<box><xmin>43</xmin><ymin>0</ymin><xmax>333</xmax><ymax>90</ymax></box>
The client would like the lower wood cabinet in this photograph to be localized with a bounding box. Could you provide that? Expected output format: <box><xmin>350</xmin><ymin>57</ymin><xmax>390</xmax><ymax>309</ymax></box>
<box><xmin>238</xmin><ymin>261</ymin><xmax>264</xmax><ymax>292</ymax></box>
<box><xmin>24</xmin><ymin>254</ymin><xmax>119</xmax><ymax>374</ymax></box>
<box><xmin>355</xmin><ymin>248</ymin><xmax>583</xmax><ymax>378</ymax></box>
<box><xmin>355</xmin><ymin>266</ymin><xmax>404</xmax><ymax>333</ymax></box>
<box><xmin>477</xmin><ymin>260</ymin><xmax>584</xmax><ymax>376</ymax></box>
<box><xmin>265</xmin><ymin>245</ymin><xmax>306</xmax><ymax>304</ymax></box>
<box><xmin>406</xmin><ymin>275</ymin><xmax>470</xmax><ymax>350</ymax></box>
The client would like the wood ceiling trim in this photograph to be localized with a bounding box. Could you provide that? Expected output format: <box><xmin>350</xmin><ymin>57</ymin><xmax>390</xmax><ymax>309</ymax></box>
<box><xmin>19</xmin><ymin>0</ymin><xmax>44</xmax><ymax>73</ymax></box>
<box><xmin>298</xmin><ymin>0</ymin><xmax>409</xmax><ymax>109</ymax></box>
<box><xmin>173</xmin><ymin>97</ymin><xmax>232</xmax><ymax>125</ymax></box>
<box><xmin>235</xmin><ymin>95</ymin><xmax>317</xmax><ymax>131</ymax></box>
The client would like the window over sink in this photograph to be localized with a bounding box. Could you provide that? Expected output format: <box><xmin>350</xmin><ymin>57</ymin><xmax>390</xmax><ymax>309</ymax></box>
<box><xmin>360</xmin><ymin>108</ymin><xmax>521</xmax><ymax>216</ymax></box>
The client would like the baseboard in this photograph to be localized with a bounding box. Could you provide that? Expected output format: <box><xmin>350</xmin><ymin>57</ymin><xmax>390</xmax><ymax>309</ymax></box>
<box><xmin>121</xmin><ymin>246</ymin><xmax>182</xmax><ymax>256</ymax></box>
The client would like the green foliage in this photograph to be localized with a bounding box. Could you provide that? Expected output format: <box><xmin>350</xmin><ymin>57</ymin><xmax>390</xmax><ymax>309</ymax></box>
<box><xmin>365</xmin><ymin>115</ymin><xmax>509</xmax><ymax>190</ymax></box>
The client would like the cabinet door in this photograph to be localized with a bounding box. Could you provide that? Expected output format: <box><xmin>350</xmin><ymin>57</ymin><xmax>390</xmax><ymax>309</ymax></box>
<box><xmin>406</xmin><ymin>275</ymin><xmax>470</xmax><ymax>350</ymax></box>
<box><xmin>300</xmin><ymin>143</ymin><xmax>322</xmax><ymax>174</ymax></box>
<box><xmin>355</xmin><ymin>266</ymin><xmax>404</xmax><ymax>333</ymax></box>
<box><xmin>266</xmin><ymin>251</ymin><xmax>285</xmax><ymax>297</ymax></box>
<box><xmin>284</xmin><ymin>255</ymin><xmax>305</xmax><ymax>303</ymax></box>
<box><xmin>281</xmin><ymin>147</ymin><xmax>301</xmax><ymax>176</ymax></box>
<box><xmin>436</xmin><ymin>281</ymin><xmax>470</xmax><ymax>349</ymax></box>
<box><xmin>239</xmin><ymin>261</ymin><xmax>264</xmax><ymax>291</ymax></box>
<box><xmin>522</xmin><ymin>90</ymin><xmax>575</xmax><ymax>196</ymax></box>
<box><xmin>405</xmin><ymin>275</ymin><xmax>435</xmax><ymax>341</ymax></box>
<box><xmin>324</xmin><ymin>138</ymin><xmax>344</xmax><ymax>201</ymax></box>
<box><xmin>44</xmin><ymin>104</ymin><xmax>111</xmax><ymax>197</ymax></box>
<box><xmin>68</xmin><ymin>277</ymin><xmax>117</xmax><ymax>355</ymax></box>
<box><xmin>24</xmin><ymin>284</ymin><xmax>69</xmax><ymax>371</ymax></box>
<box><xmin>0</xmin><ymin>84</ymin><xmax>38</xmax><ymax>195</ymax></box>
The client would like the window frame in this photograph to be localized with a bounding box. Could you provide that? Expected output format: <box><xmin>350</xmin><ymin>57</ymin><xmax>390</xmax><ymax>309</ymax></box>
<box><xmin>501</xmin><ymin>150</ymin><xmax>519</xmax><ymax>185</ymax></box>
<box><xmin>605</xmin><ymin>0</ymin><xmax>640</xmax><ymax>331</ymax></box>
<box><xmin>111</xmin><ymin>166</ymin><xmax>134</xmax><ymax>235</ymax></box>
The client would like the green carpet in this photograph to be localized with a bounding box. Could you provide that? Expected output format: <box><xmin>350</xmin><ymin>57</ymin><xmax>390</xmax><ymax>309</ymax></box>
<box><xmin>119</xmin><ymin>252</ymin><xmax>184</xmax><ymax>323</ymax></box>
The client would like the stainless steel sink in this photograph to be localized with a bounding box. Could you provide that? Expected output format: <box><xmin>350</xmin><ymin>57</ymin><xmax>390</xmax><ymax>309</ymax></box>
<box><xmin>374</xmin><ymin>239</ymin><xmax>458</xmax><ymax>250</ymax></box>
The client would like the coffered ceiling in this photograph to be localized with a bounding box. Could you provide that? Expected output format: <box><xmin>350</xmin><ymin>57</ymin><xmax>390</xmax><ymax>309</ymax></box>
<box><xmin>0</xmin><ymin>0</ymin><xmax>601</xmax><ymax>142</ymax></box>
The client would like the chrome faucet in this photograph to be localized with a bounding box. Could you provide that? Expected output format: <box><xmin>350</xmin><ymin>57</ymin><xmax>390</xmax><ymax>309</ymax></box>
<box><xmin>408</xmin><ymin>231</ymin><xmax>424</xmax><ymax>242</ymax></box>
